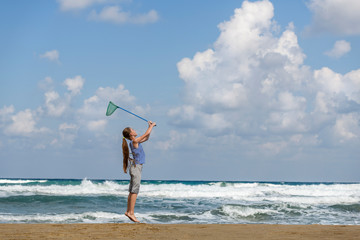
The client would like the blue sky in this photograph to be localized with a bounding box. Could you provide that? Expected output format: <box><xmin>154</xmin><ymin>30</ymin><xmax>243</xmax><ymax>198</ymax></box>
<box><xmin>1</xmin><ymin>0</ymin><xmax>359</xmax><ymax>181</ymax></box>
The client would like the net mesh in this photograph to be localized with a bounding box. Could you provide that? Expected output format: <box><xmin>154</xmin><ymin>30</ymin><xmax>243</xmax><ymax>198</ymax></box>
<box><xmin>106</xmin><ymin>101</ymin><xmax>119</xmax><ymax>116</ymax></box>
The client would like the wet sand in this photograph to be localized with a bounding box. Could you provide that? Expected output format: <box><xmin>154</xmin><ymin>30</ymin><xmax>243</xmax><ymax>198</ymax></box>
<box><xmin>0</xmin><ymin>223</ymin><xmax>359</xmax><ymax>240</ymax></box>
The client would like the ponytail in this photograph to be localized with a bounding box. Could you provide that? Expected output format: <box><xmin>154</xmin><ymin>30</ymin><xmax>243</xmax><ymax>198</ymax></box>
<box><xmin>122</xmin><ymin>138</ymin><xmax>129</xmax><ymax>173</ymax></box>
<box><xmin>122</xmin><ymin>127</ymin><xmax>131</xmax><ymax>173</ymax></box>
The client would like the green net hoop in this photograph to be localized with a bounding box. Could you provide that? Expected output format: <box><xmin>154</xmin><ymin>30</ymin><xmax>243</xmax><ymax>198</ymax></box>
<box><xmin>106</xmin><ymin>101</ymin><xmax>119</xmax><ymax>116</ymax></box>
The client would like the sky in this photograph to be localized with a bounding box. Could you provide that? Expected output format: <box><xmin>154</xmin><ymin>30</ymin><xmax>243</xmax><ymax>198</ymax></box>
<box><xmin>0</xmin><ymin>0</ymin><xmax>359</xmax><ymax>182</ymax></box>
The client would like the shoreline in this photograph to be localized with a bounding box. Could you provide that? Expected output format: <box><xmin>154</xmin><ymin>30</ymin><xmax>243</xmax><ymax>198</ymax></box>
<box><xmin>1</xmin><ymin>223</ymin><xmax>359</xmax><ymax>240</ymax></box>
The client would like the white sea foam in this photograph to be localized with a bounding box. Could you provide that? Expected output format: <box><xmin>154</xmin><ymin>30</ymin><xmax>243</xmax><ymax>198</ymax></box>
<box><xmin>0</xmin><ymin>211</ymin><xmax>209</xmax><ymax>224</ymax></box>
<box><xmin>0</xmin><ymin>179</ymin><xmax>47</xmax><ymax>184</ymax></box>
<box><xmin>221</xmin><ymin>205</ymin><xmax>276</xmax><ymax>218</ymax></box>
<box><xmin>0</xmin><ymin>179</ymin><xmax>359</xmax><ymax>206</ymax></box>
<box><xmin>139</xmin><ymin>182</ymin><xmax>360</xmax><ymax>205</ymax></box>
<box><xmin>0</xmin><ymin>211</ymin><xmax>126</xmax><ymax>223</ymax></box>
<box><xmin>0</xmin><ymin>179</ymin><xmax>127</xmax><ymax>197</ymax></box>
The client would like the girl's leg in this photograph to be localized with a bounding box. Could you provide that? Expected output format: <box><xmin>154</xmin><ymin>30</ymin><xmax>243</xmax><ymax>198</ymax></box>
<box><xmin>129</xmin><ymin>193</ymin><xmax>138</xmax><ymax>215</ymax></box>
<box><xmin>126</xmin><ymin>193</ymin><xmax>131</xmax><ymax>213</ymax></box>
<box><xmin>125</xmin><ymin>165</ymin><xmax>141</xmax><ymax>222</ymax></box>
<box><xmin>125</xmin><ymin>193</ymin><xmax>139</xmax><ymax>222</ymax></box>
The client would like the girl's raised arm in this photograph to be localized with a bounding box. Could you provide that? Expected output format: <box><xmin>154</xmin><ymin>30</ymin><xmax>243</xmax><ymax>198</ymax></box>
<box><xmin>133</xmin><ymin>121</ymin><xmax>156</xmax><ymax>144</ymax></box>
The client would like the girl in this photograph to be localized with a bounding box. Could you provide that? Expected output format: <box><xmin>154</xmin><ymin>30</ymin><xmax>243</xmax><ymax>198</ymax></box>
<box><xmin>122</xmin><ymin>121</ymin><xmax>156</xmax><ymax>223</ymax></box>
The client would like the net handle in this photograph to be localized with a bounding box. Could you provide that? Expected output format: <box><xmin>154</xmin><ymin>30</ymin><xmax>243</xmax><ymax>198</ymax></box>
<box><xmin>106</xmin><ymin>101</ymin><xmax>154</xmax><ymax>125</ymax></box>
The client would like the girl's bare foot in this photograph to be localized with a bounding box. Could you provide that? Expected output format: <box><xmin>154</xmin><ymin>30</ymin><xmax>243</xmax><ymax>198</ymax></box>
<box><xmin>125</xmin><ymin>212</ymin><xmax>140</xmax><ymax>223</ymax></box>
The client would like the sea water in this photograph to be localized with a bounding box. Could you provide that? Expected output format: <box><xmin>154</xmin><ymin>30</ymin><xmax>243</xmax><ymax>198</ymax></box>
<box><xmin>0</xmin><ymin>178</ymin><xmax>359</xmax><ymax>224</ymax></box>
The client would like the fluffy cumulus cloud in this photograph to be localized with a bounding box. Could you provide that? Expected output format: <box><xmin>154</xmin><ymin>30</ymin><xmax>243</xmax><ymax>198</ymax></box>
<box><xmin>89</xmin><ymin>6</ymin><xmax>159</xmax><ymax>25</ymax></box>
<box><xmin>44</xmin><ymin>90</ymin><xmax>68</xmax><ymax>117</ymax></box>
<box><xmin>0</xmin><ymin>72</ymin><xmax>145</xmax><ymax>149</ymax></box>
<box><xmin>306</xmin><ymin>0</ymin><xmax>360</xmax><ymax>35</ymax></box>
<box><xmin>40</xmin><ymin>50</ymin><xmax>60</xmax><ymax>62</ymax></box>
<box><xmin>64</xmin><ymin>75</ymin><xmax>85</xmax><ymax>95</ymax></box>
<box><xmin>78</xmin><ymin>84</ymin><xmax>148</xmax><ymax>132</ymax></box>
<box><xmin>43</xmin><ymin>75</ymin><xmax>85</xmax><ymax>117</ymax></box>
<box><xmin>3</xmin><ymin>109</ymin><xmax>48</xmax><ymax>137</ymax></box>
<box><xmin>167</xmin><ymin>0</ymin><xmax>360</xmax><ymax>153</ymax></box>
<box><xmin>324</xmin><ymin>40</ymin><xmax>351</xmax><ymax>58</ymax></box>
<box><xmin>334</xmin><ymin>113</ymin><xmax>360</xmax><ymax>142</ymax></box>
<box><xmin>0</xmin><ymin>75</ymin><xmax>84</xmax><ymax>142</ymax></box>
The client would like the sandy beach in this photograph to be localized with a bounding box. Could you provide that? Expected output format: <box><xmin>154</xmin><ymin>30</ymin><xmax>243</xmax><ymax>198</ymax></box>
<box><xmin>0</xmin><ymin>224</ymin><xmax>359</xmax><ymax>240</ymax></box>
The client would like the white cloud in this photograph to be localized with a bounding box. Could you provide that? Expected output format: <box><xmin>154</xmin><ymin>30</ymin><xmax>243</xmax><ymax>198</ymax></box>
<box><xmin>334</xmin><ymin>113</ymin><xmax>359</xmax><ymax>141</ymax></box>
<box><xmin>58</xmin><ymin>0</ymin><xmax>159</xmax><ymax>25</ymax></box>
<box><xmin>57</xmin><ymin>123</ymin><xmax>79</xmax><ymax>146</ymax></box>
<box><xmin>154</xmin><ymin>129</ymin><xmax>199</xmax><ymax>151</ymax></box>
<box><xmin>4</xmin><ymin>109</ymin><xmax>48</xmax><ymax>136</ymax></box>
<box><xmin>306</xmin><ymin>0</ymin><xmax>360</xmax><ymax>35</ymax></box>
<box><xmin>155</xmin><ymin>130</ymin><xmax>187</xmax><ymax>151</ymax></box>
<box><xmin>131</xmin><ymin>9</ymin><xmax>158</xmax><ymax>24</ymax></box>
<box><xmin>43</xmin><ymin>75</ymin><xmax>85</xmax><ymax>117</ymax></box>
<box><xmin>38</xmin><ymin>77</ymin><xmax>54</xmax><ymax>91</ymax></box>
<box><xmin>79</xmin><ymin>84</ymin><xmax>136</xmax><ymax>118</ymax></box>
<box><xmin>64</xmin><ymin>75</ymin><xmax>85</xmax><ymax>95</ymax></box>
<box><xmin>1</xmin><ymin>76</ymin><xmax>148</xmax><ymax>150</ymax></box>
<box><xmin>277</xmin><ymin>91</ymin><xmax>306</xmax><ymax>111</ymax></box>
<box><xmin>172</xmin><ymin>0</ymin><xmax>307</xmax><ymax>130</ymax></box>
<box><xmin>290</xmin><ymin>134</ymin><xmax>321</xmax><ymax>146</ymax></box>
<box><xmin>314</xmin><ymin>67</ymin><xmax>343</xmax><ymax>94</ymax></box>
<box><xmin>40</xmin><ymin>50</ymin><xmax>60</xmax><ymax>62</ymax></box>
<box><xmin>0</xmin><ymin>105</ymin><xmax>15</xmax><ymax>127</ymax></box>
<box><xmin>89</xmin><ymin>6</ymin><xmax>159</xmax><ymax>24</ymax></box>
<box><xmin>261</xmin><ymin>141</ymin><xmax>288</xmax><ymax>155</ymax></box>
<box><xmin>59</xmin><ymin>123</ymin><xmax>78</xmax><ymax>131</ymax></box>
<box><xmin>89</xmin><ymin>6</ymin><xmax>128</xmax><ymax>23</ymax></box>
<box><xmin>87</xmin><ymin>119</ymin><xmax>107</xmax><ymax>131</ymax></box>
<box><xmin>78</xmin><ymin>84</ymin><xmax>146</xmax><ymax>132</ymax></box>
<box><xmin>266</xmin><ymin>111</ymin><xmax>307</xmax><ymax>133</ymax></box>
<box><xmin>44</xmin><ymin>91</ymin><xmax>68</xmax><ymax>117</ymax></box>
<box><xmin>325</xmin><ymin>40</ymin><xmax>351</xmax><ymax>58</ymax></box>
<box><xmin>58</xmin><ymin>0</ymin><xmax>106</xmax><ymax>11</ymax></box>
<box><xmin>5</xmin><ymin>109</ymin><xmax>36</xmax><ymax>136</ymax></box>
<box><xmin>314</xmin><ymin>91</ymin><xmax>331</xmax><ymax>113</ymax></box>
<box><xmin>314</xmin><ymin>67</ymin><xmax>360</xmax><ymax>104</ymax></box>
<box><xmin>169</xmin><ymin>0</ymin><xmax>360</xmax><ymax>154</ymax></box>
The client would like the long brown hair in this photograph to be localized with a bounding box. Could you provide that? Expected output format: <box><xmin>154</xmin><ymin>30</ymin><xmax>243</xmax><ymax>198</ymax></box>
<box><xmin>122</xmin><ymin>127</ymin><xmax>131</xmax><ymax>173</ymax></box>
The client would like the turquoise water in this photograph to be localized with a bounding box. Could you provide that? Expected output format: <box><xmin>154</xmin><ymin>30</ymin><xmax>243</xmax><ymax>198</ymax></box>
<box><xmin>0</xmin><ymin>178</ymin><xmax>359</xmax><ymax>224</ymax></box>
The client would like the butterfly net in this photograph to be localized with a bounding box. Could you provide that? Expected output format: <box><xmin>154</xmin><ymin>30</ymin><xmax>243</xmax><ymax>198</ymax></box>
<box><xmin>106</xmin><ymin>101</ymin><xmax>119</xmax><ymax>116</ymax></box>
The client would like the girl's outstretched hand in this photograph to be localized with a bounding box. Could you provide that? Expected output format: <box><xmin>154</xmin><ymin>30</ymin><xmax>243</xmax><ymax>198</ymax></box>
<box><xmin>148</xmin><ymin>121</ymin><xmax>156</xmax><ymax>127</ymax></box>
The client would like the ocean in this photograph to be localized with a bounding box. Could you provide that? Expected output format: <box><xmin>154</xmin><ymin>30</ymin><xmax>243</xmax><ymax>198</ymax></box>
<box><xmin>0</xmin><ymin>178</ymin><xmax>359</xmax><ymax>225</ymax></box>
